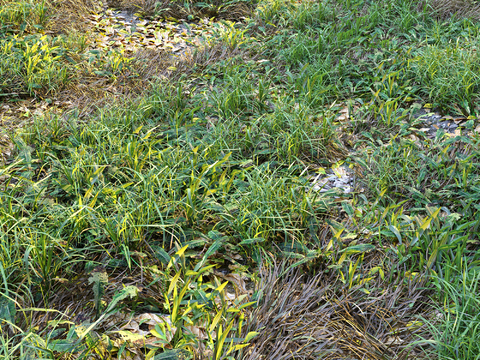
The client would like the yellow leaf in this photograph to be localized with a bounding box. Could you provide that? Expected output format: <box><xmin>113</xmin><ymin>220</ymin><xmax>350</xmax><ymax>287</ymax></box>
<box><xmin>227</xmin><ymin>343</ymin><xmax>250</xmax><ymax>354</ymax></box>
<box><xmin>114</xmin><ymin>330</ymin><xmax>146</xmax><ymax>344</ymax></box>
<box><xmin>326</xmin><ymin>238</ymin><xmax>334</xmax><ymax>252</ymax></box>
<box><xmin>175</xmin><ymin>245</ymin><xmax>188</xmax><ymax>258</ymax></box>
<box><xmin>209</xmin><ymin>309</ymin><xmax>223</xmax><ymax>333</ymax></box>
<box><xmin>215</xmin><ymin>281</ymin><xmax>228</xmax><ymax>294</ymax></box>
<box><xmin>150</xmin><ymin>328</ymin><xmax>166</xmax><ymax>340</ymax></box>
<box><xmin>167</xmin><ymin>271</ymin><xmax>181</xmax><ymax>296</ymax></box>
<box><xmin>405</xmin><ymin>271</ymin><xmax>418</xmax><ymax>280</ymax></box>
<box><xmin>244</xmin><ymin>331</ymin><xmax>259</xmax><ymax>343</ymax></box>
<box><xmin>333</xmin><ymin>228</ymin><xmax>344</xmax><ymax>240</ymax></box>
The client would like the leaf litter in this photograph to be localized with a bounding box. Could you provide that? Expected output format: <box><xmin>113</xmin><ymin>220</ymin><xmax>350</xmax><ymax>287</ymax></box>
<box><xmin>87</xmin><ymin>8</ymin><xmax>218</xmax><ymax>57</ymax></box>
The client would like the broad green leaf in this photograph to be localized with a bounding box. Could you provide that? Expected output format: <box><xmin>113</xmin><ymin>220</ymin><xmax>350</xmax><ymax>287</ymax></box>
<box><xmin>154</xmin><ymin>349</ymin><xmax>191</xmax><ymax>359</ymax></box>
<box><xmin>0</xmin><ymin>297</ymin><xmax>16</xmax><ymax>324</ymax></box>
<box><xmin>427</xmin><ymin>248</ymin><xmax>438</xmax><ymax>269</ymax></box>
<box><xmin>106</xmin><ymin>286</ymin><xmax>139</xmax><ymax>314</ymax></box>
<box><xmin>47</xmin><ymin>339</ymin><xmax>82</xmax><ymax>353</ymax></box>
<box><xmin>341</xmin><ymin>244</ymin><xmax>375</xmax><ymax>254</ymax></box>
<box><xmin>153</xmin><ymin>246</ymin><xmax>171</xmax><ymax>265</ymax></box>
<box><xmin>239</xmin><ymin>237</ymin><xmax>265</xmax><ymax>245</ymax></box>
<box><xmin>88</xmin><ymin>271</ymin><xmax>108</xmax><ymax>318</ymax></box>
<box><xmin>194</xmin><ymin>241</ymin><xmax>223</xmax><ymax>272</ymax></box>
<box><xmin>238</xmin><ymin>301</ymin><xmax>256</xmax><ymax>310</ymax></box>
<box><xmin>388</xmin><ymin>225</ymin><xmax>402</xmax><ymax>244</ymax></box>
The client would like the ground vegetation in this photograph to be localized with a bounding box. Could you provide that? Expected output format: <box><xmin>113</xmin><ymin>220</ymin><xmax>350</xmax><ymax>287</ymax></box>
<box><xmin>1</xmin><ymin>0</ymin><xmax>480</xmax><ymax>359</ymax></box>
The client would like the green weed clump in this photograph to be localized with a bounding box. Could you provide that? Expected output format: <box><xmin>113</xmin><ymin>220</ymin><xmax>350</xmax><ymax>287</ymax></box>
<box><xmin>0</xmin><ymin>35</ymin><xmax>70</xmax><ymax>95</ymax></box>
<box><xmin>0</xmin><ymin>0</ymin><xmax>48</xmax><ymax>34</ymax></box>
<box><xmin>409</xmin><ymin>43</ymin><xmax>480</xmax><ymax>114</ymax></box>
<box><xmin>0</xmin><ymin>0</ymin><xmax>71</xmax><ymax>96</ymax></box>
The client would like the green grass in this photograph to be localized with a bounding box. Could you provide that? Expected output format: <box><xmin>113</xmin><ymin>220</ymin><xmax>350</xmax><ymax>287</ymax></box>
<box><xmin>418</xmin><ymin>266</ymin><xmax>480</xmax><ymax>360</ymax></box>
<box><xmin>1</xmin><ymin>0</ymin><xmax>480</xmax><ymax>359</ymax></box>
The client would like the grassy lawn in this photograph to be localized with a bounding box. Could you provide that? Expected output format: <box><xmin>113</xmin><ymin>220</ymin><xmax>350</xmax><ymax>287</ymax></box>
<box><xmin>1</xmin><ymin>0</ymin><xmax>480</xmax><ymax>359</ymax></box>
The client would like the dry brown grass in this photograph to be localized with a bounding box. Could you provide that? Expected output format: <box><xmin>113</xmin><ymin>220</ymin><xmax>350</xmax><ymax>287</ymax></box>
<box><xmin>104</xmin><ymin>0</ymin><xmax>156</xmax><ymax>14</ymax></box>
<box><xmin>56</xmin><ymin>43</ymin><xmax>253</xmax><ymax>117</ymax></box>
<box><xmin>47</xmin><ymin>0</ymin><xmax>100</xmax><ymax>33</ymax></box>
<box><xmin>421</xmin><ymin>0</ymin><xmax>480</xmax><ymax>20</ymax></box>
<box><xmin>106</xmin><ymin>0</ymin><xmax>253</xmax><ymax>20</ymax></box>
<box><xmin>238</xmin><ymin>264</ymin><xmax>432</xmax><ymax>360</ymax></box>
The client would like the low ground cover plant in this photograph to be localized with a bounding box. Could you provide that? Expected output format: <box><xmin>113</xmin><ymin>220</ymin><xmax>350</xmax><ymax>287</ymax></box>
<box><xmin>1</xmin><ymin>0</ymin><xmax>480</xmax><ymax>359</ymax></box>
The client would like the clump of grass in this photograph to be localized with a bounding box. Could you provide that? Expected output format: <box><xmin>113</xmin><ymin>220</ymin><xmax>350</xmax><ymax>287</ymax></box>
<box><xmin>0</xmin><ymin>0</ymin><xmax>104</xmax><ymax>99</ymax></box>
<box><xmin>0</xmin><ymin>34</ymin><xmax>71</xmax><ymax>96</ymax></box>
<box><xmin>409</xmin><ymin>42</ymin><xmax>480</xmax><ymax>114</ymax></box>
<box><xmin>356</xmin><ymin>133</ymin><xmax>480</xmax><ymax>209</ymax></box>
<box><xmin>418</xmin><ymin>267</ymin><xmax>480</xmax><ymax>359</ymax></box>
<box><xmin>0</xmin><ymin>245</ymin><xmax>256</xmax><ymax>359</ymax></box>
<box><xmin>0</xmin><ymin>0</ymin><xmax>49</xmax><ymax>34</ymax></box>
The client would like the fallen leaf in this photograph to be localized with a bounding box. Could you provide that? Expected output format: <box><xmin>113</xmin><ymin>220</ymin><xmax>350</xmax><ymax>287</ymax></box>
<box><xmin>385</xmin><ymin>336</ymin><xmax>404</xmax><ymax>345</ymax></box>
<box><xmin>184</xmin><ymin>325</ymin><xmax>208</xmax><ymax>339</ymax></box>
<box><xmin>332</xmin><ymin>167</ymin><xmax>349</xmax><ymax>178</ymax></box>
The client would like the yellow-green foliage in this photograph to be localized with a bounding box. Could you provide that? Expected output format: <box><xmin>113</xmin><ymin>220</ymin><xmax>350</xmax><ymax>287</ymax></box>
<box><xmin>0</xmin><ymin>0</ymin><xmax>48</xmax><ymax>33</ymax></box>
<box><xmin>0</xmin><ymin>35</ymin><xmax>69</xmax><ymax>95</ymax></box>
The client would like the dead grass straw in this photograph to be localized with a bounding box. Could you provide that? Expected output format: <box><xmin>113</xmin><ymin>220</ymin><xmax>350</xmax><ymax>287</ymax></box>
<box><xmin>421</xmin><ymin>0</ymin><xmax>480</xmax><ymax>20</ymax></box>
<box><xmin>239</xmin><ymin>264</ymin><xmax>432</xmax><ymax>360</ymax></box>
